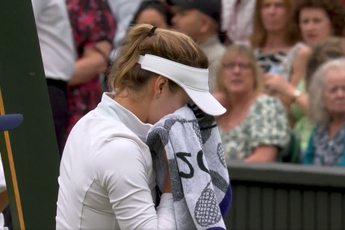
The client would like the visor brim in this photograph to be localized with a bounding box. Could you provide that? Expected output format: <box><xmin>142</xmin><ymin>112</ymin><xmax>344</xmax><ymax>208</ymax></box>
<box><xmin>184</xmin><ymin>88</ymin><xmax>226</xmax><ymax>116</ymax></box>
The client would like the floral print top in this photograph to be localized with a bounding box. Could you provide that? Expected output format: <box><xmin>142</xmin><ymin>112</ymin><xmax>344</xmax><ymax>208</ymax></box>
<box><xmin>67</xmin><ymin>0</ymin><xmax>116</xmax><ymax>57</ymax></box>
<box><xmin>66</xmin><ymin>0</ymin><xmax>116</xmax><ymax>135</ymax></box>
<box><xmin>219</xmin><ymin>95</ymin><xmax>290</xmax><ymax>162</ymax></box>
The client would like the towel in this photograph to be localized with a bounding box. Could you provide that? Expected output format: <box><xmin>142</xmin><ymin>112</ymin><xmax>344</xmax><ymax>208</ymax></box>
<box><xmin>146</xmin><ymin>104</ymin><xmax>232</xmax><ymax>230</ymax></box>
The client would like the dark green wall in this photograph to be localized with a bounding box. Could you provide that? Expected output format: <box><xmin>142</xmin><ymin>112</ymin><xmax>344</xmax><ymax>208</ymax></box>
<box><xmin>0</xmin><ymin>0</ymin><xmax>60</xmax><ymax>229</ymax></box>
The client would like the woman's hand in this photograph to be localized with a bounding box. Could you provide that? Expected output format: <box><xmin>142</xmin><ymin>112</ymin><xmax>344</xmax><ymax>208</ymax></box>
<box><xmin>263</xmin><ymin>73</ymin><xmax>295</xmax><ymax>98</ymax></box>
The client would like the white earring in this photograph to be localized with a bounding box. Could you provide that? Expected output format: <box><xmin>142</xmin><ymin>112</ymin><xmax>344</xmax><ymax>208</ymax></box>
<box><xmin>156</xmin><ymin>94</ymin><xmax>160</xmax><ymax>99</ymax></box>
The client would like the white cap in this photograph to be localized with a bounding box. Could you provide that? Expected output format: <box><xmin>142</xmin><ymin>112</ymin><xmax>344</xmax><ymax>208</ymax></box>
<box><xmin>137</xmin><ymin>54</ymin><xmax>226</xmax><ymax>116</ymax></box>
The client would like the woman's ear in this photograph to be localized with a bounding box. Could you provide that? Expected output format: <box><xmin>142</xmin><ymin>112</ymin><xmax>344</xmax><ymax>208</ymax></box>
<box><xmin>153</xmin><ymin>76</ymin><xmax>168</xmax><ymax>98</ymax></box>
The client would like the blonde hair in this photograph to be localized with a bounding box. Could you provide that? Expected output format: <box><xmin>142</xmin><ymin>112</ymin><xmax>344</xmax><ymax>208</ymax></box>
<box><xmin>309</xmin><ymin>58</ymin><xmax>345</xmax><ymax>125</ymax></box>
<box><xmin>251</xmin><ymin>0</ymin><xmax>300</xmax><ymax>48</ymax></box>
<box><xmin>217</xmin><ymin>45</ymin><xmax>263</xmax><ymax>93</ymax></box>
<box><xmin>109</xmin><ymin>24</ymin><xmax>209</xmax><ymax>95</ymax></box>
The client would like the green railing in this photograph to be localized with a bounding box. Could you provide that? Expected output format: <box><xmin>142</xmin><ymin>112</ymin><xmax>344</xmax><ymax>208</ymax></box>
<box><xmin>225</xmin><ymin>161</ymin><xmax>345</xmax><ymax>230</ymax></box>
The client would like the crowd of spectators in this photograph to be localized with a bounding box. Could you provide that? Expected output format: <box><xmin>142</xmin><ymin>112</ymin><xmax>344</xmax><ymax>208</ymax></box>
<box><xmin>31</xmin><ymin>0</ymin><xmax>345</xmax><ymax>167</ymax></box>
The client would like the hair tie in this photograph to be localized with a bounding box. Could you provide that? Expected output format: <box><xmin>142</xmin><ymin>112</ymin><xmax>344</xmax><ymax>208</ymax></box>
<box><xmin>148</xmin><ymin>26</ymin><xmax>157</xmax><ymax>36</ymax></box>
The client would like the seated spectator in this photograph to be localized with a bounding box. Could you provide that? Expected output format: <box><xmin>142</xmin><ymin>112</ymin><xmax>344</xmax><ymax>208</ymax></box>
<box><xmin>214</xmin><ymin>45</ymin><xmax>290</xmax><ymax>163</ymax></box>
<box><xmin>167</xmin><ymin>0</ymin><xmax>224</xmax><ymax>93</ymax></box>
<box><xmin>251</xmin><ymin>0</ymin><xmax>311</xmax><ymax>106</ymax></box>
<box><xmin>264</xmin><ymin>0</ymin><xmax>345</xmax><ymax>107</ymax></box>
<box><xmin>293</xmin><ymin>0</ymin><xmax>345</xmax><ymax>108</ymax></box>
<box><xmin>131</xmin><ymin>0</ymin><xmax>171</xmax><ymax>29</ymax></box>
<box><xmin>265</xmin><ymin>38</ymin><xmax>345</xmax><ymax>151</ymax></box>
<box><xmin>263</xmin><ymin>0</ymin><xmax>345</xmax><ymax>100</ymax></box>
<box><xmin>295</xmin><ymin>0</ymin><xmax>345</xmax><ymax>48</ymax></box>
<box><xmin>303</xmin><ymin>58</ymin><xmax>345</xmax><ymax>166</ymax></box>
<box><xmin>66</xmin><ymin>0</ymin><xmax>116</xmax><ymax>135</ymax></box>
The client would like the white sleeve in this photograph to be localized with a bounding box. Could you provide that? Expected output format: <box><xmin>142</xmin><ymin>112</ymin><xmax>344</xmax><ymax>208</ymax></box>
<box><xmin>94</xmin><ymin>138</ymin><xmax>176</xmax><ymax>230</ymax></box>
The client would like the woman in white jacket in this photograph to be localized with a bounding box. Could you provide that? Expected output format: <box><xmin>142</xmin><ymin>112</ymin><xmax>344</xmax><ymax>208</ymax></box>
<box><xmin>56</xmin><ymin>24</ymin><xmax>226</xmax><ymax>229</ymax></box>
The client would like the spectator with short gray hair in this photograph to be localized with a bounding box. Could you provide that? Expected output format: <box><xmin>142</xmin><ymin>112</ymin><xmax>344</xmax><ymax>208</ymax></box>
<box><xmin>303</xmin><ymin>58</ymin><xmax>345</xmax><ymax>166</ymax></box>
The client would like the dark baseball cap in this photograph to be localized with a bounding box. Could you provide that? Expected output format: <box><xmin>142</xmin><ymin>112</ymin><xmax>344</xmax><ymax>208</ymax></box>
<box><xmin>0</xmin><ymin>114</ymin><xmax>23</xmax><ymax>132</ymax></box>
<box><xmin>167</xmin><ymin>0</ymin><xmax>221</xmax><ymax>24</ymax></box>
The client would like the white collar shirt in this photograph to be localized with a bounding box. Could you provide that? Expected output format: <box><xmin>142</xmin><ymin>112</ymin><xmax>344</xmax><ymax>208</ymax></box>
<box><xmin>56</xmin><ymin>93</ymin><xmax>175</xmax><ymax>229</ymax></box>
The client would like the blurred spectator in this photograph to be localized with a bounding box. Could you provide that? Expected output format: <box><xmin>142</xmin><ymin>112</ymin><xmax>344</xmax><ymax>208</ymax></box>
<box><xmin>214</xmin><ymin>45</ymin><xmax>290</xmax><ymax>163</ymax></box>
<box><xmin>265</xmin><ymin>0</ymin><xmax>345</xmax><ymax>107</ymax></box>
<box><xmin>295</xmin><ymin>0</ymin><xmax>345</xmax><ymax>48</ymax></box>
<box><xmin>263</xmin><ymin>0</ymin><xmax>345</xmax><ymax>151</ymax></box>
<box><xmin>252</xmin><ymin>0</ymin><xmax>310</xmax><ymax>89</ymax></box>
<box><xmin>167</xmin><ymin>0</ymin><xmax>224</xmax><ymax>93</ymax></box>
<box><xmin>108</xmin><ymin>0</ymin><xmax>143</xmax><ymax>59</ymax></box>
<box><xmin>306</xmin><ymin>38</ymin><xmax>345</xmax><ymax>88</ymax></box>
<box><xmin>221</xmin><ymin>0</ymin><xmax>256</xmax><ymax>46</ymax></box>
<box><xmin>31</xmin><ymin>0</ymin><xmax>76</xmax><ymax>156</ymax></box>
<box><xmin>265</xmin><ymin>37</ymin><xmax>345</xmax><ymax>152</ymax></box>
<box><xmin>66</xmin><ymin>0</ymin><xmax>116</xmax><ymax>135</ymax></box>
<box><xmin>303</xmin><ymin>58</ymin><xmax>345</xmax><ymax>166</ymax></box>
<box><xmin>130</xmin><ymin>0</ymin><xmax>171</xmax><ymax>28</ymax></box>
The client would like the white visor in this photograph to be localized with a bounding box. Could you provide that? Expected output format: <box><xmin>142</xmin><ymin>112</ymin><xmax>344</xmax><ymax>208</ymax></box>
<box><xmin>137</xmin><ymin>54</ymin><xmax>226</xmax><ymax>116</ymax></box>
